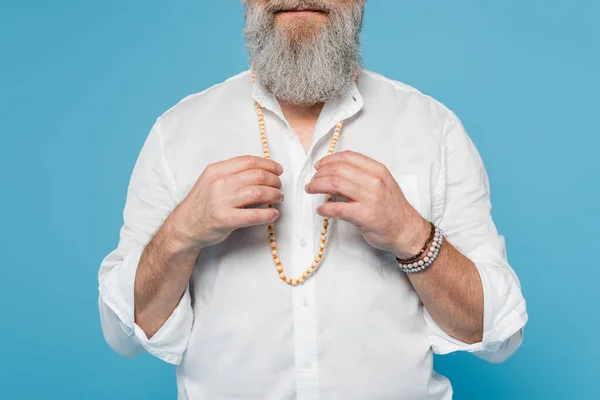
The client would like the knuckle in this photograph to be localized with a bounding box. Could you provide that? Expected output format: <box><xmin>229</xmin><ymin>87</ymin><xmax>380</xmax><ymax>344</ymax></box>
<box><xmin>205</xmin><ymin>162</ymin><xmax>218</xmax><ymax>174</ymax></box>
<box><xmin>247</xmin><ymin>210</ymin><xmax>260</xmax><ymax>223</ymax></box>
<box><xmin>372</xmin><ymin>176</ymin><xmax>384</xmax><ymax>188</ymax></box>
<box><xmin>254</xmin><ymin>169</ymin><xmax>267</xmax><ymax>182</ymax></box>
<box><xmin>250</xmin><ymin>186</ymin><xmax>263</xmax><ymax>200</ymax></box>
<box><xmin>212</xmin><ymin>175</ymin><xmax>225</xmax><ymax>185</ymax></box>
<box><xmin>211</xmin><ymin>176</ymin><xmax>226</xmax><ymax>190</ymax></box>
<box><xmin>244</xmin><ymin>156</ymin><xmax>258</xmax><ymax>167</ymax></box>
<box><xmin>333</xmin><ymin>203</ymin><xmax>344</xmax><ymax>217</ymax></box>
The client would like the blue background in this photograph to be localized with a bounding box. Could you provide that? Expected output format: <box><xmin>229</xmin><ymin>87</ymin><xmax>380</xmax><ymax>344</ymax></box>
<box><xmin>1</xmin><ymin>0</ymin><xmax>598</xmax><ymax>399</ymax></box>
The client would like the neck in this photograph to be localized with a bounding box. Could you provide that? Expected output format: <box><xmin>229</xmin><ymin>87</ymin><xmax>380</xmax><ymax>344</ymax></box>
<box><xmin>278</xmin><ymin>99</ymin><xmax>324</xmax><ymax>121</ymax></box>
<box><xmin>278</xmin><ymin>99</ymin><xmax>324</xmax><ymax>153</ymax></box>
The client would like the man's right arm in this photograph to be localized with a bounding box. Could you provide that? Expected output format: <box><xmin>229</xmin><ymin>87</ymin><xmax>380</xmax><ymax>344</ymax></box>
<box><xmin>98</xmin><ymin>120</ymin><xmax>195</xmax><ymax>364</ymax></box>
<box><xmin>133</xmin><ymin>214</ymin><xmax>200</xmax><ymax>340</ymax></box>
<box><xmin>98</xmin><ymin>119</ymin><xmax>284</xmax><ymax>364</ymax></box>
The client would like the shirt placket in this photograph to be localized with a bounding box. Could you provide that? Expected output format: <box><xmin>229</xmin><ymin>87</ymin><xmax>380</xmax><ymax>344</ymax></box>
<box><xmin>252</xmin><ymin>79</ymin><xmax>364</xmax><ymax>400</ymax></box>
<box><xmin>292</xmin><ymin>151</ymin><xmax>320</xmax><ymax>400</ymax></box>
<box><xmin>292</xmin><ymin>100</ymin><xmax>363</xmax><ymax>400</ymax></box>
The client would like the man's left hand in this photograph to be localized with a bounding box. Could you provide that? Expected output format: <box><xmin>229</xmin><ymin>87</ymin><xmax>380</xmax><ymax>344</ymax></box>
<box><xmin>306</xmin><ymin>150</ymin><xmax>430</xmax><ymax>259</ymax></box>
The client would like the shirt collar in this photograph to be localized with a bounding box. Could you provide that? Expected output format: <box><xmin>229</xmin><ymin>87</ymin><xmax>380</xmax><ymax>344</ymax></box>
<box><xmin>313</xmin><ymin>74</ymin><xmax>364</xmax><ymax>144</ymax></box>
<box><xmin>252</xmin><ymin>70</ymin><xmax>364</xmax><ymax>125</ymax></box>
<box><xmin>251</xmin><ymin>74</ymin><xmax>284</xmax><ymax>119</ymax></box>
<box><xmin>250</xmin><ymin>70</ymin><xmax>365</xmax><ymax>148</ymax></box>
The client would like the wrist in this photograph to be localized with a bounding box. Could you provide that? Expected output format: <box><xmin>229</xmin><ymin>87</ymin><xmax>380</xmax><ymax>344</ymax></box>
<box><xmin>161</xmin><ymin>212</ymin><xmax>204</xmax><ymax>259</ymax></box>
<box><xmin>393</xmin><ymin>217</ymin><xmax>431</xmax><ymax>259</ymax></box>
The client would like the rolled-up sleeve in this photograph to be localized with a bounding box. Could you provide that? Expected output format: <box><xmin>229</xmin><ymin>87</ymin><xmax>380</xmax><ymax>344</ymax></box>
<box><xmin>426</xmin><ymin>113</ymin><xmax>528</xmax><ymax>363</ymax></box>
<box><xmin>98</xmin><ymin>119</ymin><xmax>193</xmax><ymax>365</ymax></box>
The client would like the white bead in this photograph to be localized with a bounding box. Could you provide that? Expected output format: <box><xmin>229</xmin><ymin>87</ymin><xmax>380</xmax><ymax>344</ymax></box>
<box><xmin>423</xmin><ymin>257</ymin><xmax>430</xmax><ymax>262</ymax></box>
<box><xmin>430</xmin><ymin>246</ymin><xmax>436</xmax><ymax>252</ymax></box>
<box><xmin>279</xmin><ymin>272</ymin><xmax>285</xmax><ymax>278</ymax></box>
<box><xmin>418</xmin><ymin>260</ymin><xmax>424</xmax><ymax>266</ymax></box>
<box><xmin>427</xmin><ymin>252</ymin><xmax>433</xmax><ymax>257</ymax></box>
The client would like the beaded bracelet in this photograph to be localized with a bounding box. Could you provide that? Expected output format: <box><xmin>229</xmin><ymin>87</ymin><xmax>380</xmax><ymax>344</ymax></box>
<box><xmin>397</xmin><ymin>225</ymin><xmax>444</xmax><ymax>273</ymax></box>
<box><xmin>396</xmin><ymin>222</ymin><xmax>436</xmax><ymax>264</ymax></box>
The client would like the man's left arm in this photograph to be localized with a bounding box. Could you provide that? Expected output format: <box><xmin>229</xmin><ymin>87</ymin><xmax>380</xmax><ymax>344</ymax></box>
<box><xmin>307</xmin><ymin>114</ymin><xmax>527</xmax><ymax>363</ymax></box>
<box><xmin>414</xmin><ymin>113</ymin><xmax>528</xmax><ymax>362</ymax></box>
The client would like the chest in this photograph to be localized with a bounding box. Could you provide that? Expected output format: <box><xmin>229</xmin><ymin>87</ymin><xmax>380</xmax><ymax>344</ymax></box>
<box><xmin>167</xmin><ymin>109</ymin><xmax>443</xmax><ymax>231</ymax></box>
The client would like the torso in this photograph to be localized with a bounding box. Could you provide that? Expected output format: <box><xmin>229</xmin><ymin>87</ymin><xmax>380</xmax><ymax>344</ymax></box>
<box><xmin>160</xmin><ymin>69</ymin><xmax>454</xmax><ymax>400</ymax></box>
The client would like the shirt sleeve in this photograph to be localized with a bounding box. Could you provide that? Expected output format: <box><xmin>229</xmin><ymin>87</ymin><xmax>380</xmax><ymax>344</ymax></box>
<box><xmin>425</xmin><ymin>113</ymin><xmax>528</xmax><ymax>363</ymax></box>
<box><xmin>97</xmin><ymin>119</ymin><xmax>193</xmax><ymax>365</ymax></box>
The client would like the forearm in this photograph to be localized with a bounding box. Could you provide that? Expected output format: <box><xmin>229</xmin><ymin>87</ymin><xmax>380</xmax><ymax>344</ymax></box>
<box><xmin>404</xmin><ymin>239</ymin><xmax>484</xmax><ymax>344</ymax></box>
<box><xmin>134</xmin><ymin>215</ymin><xmax>200</xmax><ymax>338</ymax></box>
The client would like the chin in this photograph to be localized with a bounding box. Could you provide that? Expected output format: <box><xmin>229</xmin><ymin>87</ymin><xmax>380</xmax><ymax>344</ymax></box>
<box><xmin>276</xmin><ymin>17</ymin><xmax>327</xmax><ymax>42</ymax></box>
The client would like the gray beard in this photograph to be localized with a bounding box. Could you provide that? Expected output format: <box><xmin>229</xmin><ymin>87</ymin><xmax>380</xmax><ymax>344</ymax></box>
<box><xmin>244</xmin><ymin>1</ymin><xmax>364</xmax><ymax>106</ymax></box>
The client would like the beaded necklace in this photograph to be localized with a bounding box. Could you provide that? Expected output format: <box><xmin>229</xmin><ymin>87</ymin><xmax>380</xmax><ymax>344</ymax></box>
<box><xmin>251</xmin><ymin>72</ymin><xmax>345</xmax><ymax>286</ymax></box>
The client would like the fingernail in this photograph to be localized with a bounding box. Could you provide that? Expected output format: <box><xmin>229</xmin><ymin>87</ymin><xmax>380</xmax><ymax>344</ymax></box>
<box><xmin>314</xmin><ymin>160</ymin><xmax>321</xmax><ymax>169</ymax></box>
<box><xmin>278</xmin><ymin>164</ymin><xmax>284</xmax><ymax>174</ymax></box>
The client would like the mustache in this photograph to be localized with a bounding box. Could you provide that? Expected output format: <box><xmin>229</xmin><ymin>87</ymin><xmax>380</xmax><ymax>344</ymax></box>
<box><xmin>264</xmin><ymin>0</ymin><xmax>334</xmax><ymax>14</ymax></box>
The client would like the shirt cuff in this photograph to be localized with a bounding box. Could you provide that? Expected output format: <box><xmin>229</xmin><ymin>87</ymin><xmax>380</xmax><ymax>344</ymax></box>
<box><xmin>98</xmin><ymin>247</ymin><xmax>194</xmax><ymax>365</ymax></box>
<box><xmin>424</xmin><ymin>245</ymin><xmax>528</xmax><ymax>362</ymax></box>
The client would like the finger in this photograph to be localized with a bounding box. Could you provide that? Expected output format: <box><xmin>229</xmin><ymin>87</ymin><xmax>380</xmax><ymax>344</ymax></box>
<box><xmin>233</xmin><ymin>185</ymin><xmax>284</xmax><ymax>208</ymax></box>
<box><xmin>315</xmin><ymin>150</ymin><xmax>385</xmax><ymax>176</ymax></box>
<box><xmin>207</xmin><ymin>155</ymin><xmax>283</xmax><ymax>178</ymax></box>
<box><xmin>233</xmin><ymin>168</ymin><xmax>282</xmax><ymax>190</ymax></box>
<box><xmin>317</xmin><ymin>202</ymin><xmax>362</xmax><ymax>226</ymax></box>
<box><xmin>227</xmin><ymin>207</ymin><xmax>281</xmax><ymax>229</ymax></box>
<box><xmin>305</xmin><ymin>176</ymin><xmax>365</xmax><ymax>202</ymax></box>
<box><xmin>311</xmin><ymin>161</ymin><xmax>385</xmax><ymax>191</ymax></box>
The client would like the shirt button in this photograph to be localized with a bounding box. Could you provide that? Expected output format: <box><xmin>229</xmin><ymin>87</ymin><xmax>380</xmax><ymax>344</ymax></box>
<box><xmin>304</xmin><ymin>361</ymin><xmax>312</xmax><ymax>369</ymax></box>
<box><xmin>299</xmin><ymin>238</ymin><xmax>307</xmax><ymax>247</ymax></box>
<box><xmin>301</xmin><ymin>298</ymin><xmax>308</xmax><ymax>307</ymax></box>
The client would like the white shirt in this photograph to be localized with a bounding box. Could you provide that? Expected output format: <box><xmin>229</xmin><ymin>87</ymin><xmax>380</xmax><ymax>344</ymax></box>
<box><xmin>98</xmin><ymin>69</ymin><xmax>528</xmax><ymax>400</ymax></box>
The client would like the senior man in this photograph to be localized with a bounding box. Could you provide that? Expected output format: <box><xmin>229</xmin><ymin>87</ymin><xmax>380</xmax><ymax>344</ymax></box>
<box><xmin>98</xmin><ymin>0</ymin><xmax>528</xmax><ymax>398</ymax></box>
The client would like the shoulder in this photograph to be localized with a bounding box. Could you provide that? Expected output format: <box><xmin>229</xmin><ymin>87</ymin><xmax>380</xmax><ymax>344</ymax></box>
<box><xmin>154</xmin><ymin>70</ymin><xmax>252</xmax><ymax>133</ymax></box>
<box><xmin>359</xmin><ymin>69</ymin><xmax>457</xmax><ymax>126</ymax></box>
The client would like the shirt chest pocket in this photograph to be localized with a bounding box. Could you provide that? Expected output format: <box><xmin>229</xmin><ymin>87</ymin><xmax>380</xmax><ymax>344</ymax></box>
<box><xmin>332</xmin><ymin>173</ymin><xmax>421</xmax><ymax>267</ymax></box>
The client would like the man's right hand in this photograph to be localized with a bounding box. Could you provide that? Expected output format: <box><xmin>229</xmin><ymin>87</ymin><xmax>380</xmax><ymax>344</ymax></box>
<box><xmin>166</xmin><ymin>155</ymin><xmax>284</xmax><ymax>253</ymax></box>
